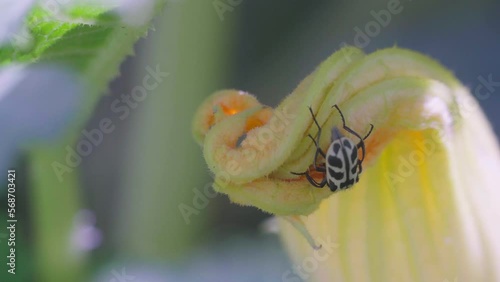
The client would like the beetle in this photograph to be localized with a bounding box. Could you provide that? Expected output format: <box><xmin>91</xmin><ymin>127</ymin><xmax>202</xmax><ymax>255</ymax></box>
<box><xmin>292</xmin><ymin>105</ymin><xmax>374</xmax><ymax>192</ymax></box>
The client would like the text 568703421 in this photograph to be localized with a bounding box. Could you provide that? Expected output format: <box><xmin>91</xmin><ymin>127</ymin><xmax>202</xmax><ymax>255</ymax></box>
<box><xmin>6</xmin><ymin>170</ymin><xmax>17</xmax><ymax>275</ymax></box>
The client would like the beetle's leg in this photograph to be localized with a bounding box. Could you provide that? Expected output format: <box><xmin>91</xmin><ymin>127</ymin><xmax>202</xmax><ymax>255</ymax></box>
<box><xmin>332</xmin><ymin>104</ymin><xmax>369</xmax><ymax>162</ymax></box>
<box><xmin>314</xmin><ymin>163</ymin><xmax>326</xmax><ymax>173</ymax></box>
<box><xmin>303</xmin><ymin>172</ymin><xmax>327</xmax><ymax>188</ymax></box>
<box><xmin>291</xmin><ymin>170</ymin><xmax>327</xmax><ymax>188</ymax></box>
<box><xmin>307</xmin><ymin>107</ymin><xmax>328</xmax><ymax>168</ymax></box>
<box><xmin>307</xmin><ymin>134</ymin><xmax>327</xmax><ymax>171</ymax></box>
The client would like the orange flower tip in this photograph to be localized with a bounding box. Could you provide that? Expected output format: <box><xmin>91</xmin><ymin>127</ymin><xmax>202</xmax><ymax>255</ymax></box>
<box><xmin>192</xmin><ymin>90</ymin><xmax>261</xmax><ymax>145</ymax></box>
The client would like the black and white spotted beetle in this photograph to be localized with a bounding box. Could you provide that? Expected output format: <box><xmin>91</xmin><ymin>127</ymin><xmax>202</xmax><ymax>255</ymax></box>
<box><xmin>292</xmin><ymin>105</ymin><xmax>374</xmax><ymax>192</ymax></box>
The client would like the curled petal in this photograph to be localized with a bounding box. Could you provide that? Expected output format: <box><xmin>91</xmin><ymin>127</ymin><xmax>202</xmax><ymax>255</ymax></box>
<box><xmin>193</xmin><ymin>47</ymin><xmax>366</xmax><ymax>215</ymax></box>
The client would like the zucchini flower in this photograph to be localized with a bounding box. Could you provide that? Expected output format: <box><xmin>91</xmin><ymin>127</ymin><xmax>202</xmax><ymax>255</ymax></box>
<box><xmin>192</xmin><ymin>47</ymin><xmax>500</xmax><ymax>281</ymax></box>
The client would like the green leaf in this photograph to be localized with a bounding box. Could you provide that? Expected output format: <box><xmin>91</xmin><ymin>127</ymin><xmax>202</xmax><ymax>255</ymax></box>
<box><xmin>1</xmin><ymin>1</ymin><xmax>165</xmax><ymax>119</ymax></box>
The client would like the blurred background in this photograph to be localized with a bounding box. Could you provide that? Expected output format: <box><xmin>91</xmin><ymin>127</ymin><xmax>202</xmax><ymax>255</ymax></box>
<box><xmin>1</xmin><ymin>0</ymin><xmax>499</xmax><ymax>281</ymax></box>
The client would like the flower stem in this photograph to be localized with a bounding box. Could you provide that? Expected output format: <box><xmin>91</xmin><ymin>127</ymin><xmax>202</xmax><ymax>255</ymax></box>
<box><xmin>30</xmin><ymin>136</ymin><xmax>86</xmax><ymax>282</ymax></box>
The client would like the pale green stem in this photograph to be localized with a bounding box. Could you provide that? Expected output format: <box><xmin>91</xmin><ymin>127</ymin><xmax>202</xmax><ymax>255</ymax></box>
<box><xmin>30</xmin><ymin>136</ymin><xmax>86</xmax><ymax>282</ymax></box>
